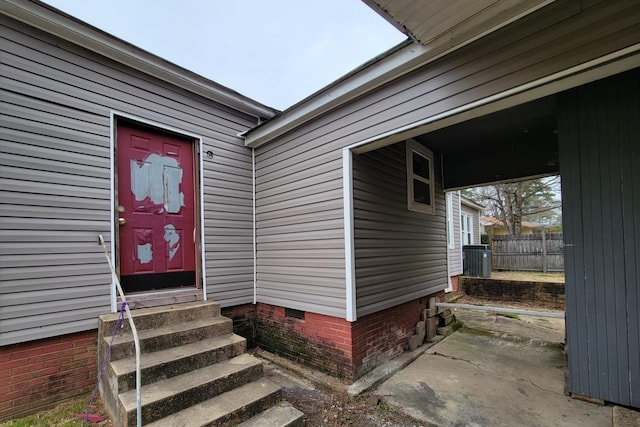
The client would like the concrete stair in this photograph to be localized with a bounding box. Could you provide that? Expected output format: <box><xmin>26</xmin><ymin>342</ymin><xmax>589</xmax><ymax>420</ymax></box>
<box><xmin>98</xmin><ymin>301</ymin><xmax>303</xmax><ymax>426</ymax></box>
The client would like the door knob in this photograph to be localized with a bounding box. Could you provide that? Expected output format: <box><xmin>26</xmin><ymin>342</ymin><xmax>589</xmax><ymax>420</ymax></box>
<box><xmin>118</xmin><ymin>218</ymin><xmax>126</xmax><ymax>226</ymax></box>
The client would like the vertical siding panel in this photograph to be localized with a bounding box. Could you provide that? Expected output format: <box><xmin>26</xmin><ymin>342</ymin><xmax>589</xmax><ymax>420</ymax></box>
<box><xmin>558</xmin><ymin>86</ymin><xmax>587</xmax><ymax>396</ymax></box>
<box><xmin>600</xmin><ymin>79</ymin><xmax>622</xmax><ymax>404</ymax></box>
<box><xmin>559</xmin><ymin>68</ymin><xmax>639</xmax><ymax>407</ymax></box>
<box><xmin>577</xmin><ymin>83</ymin><xmax>602</xmax><ymax>397</ymax></box>
<box><xmin>619</xmin><ymin>72</ymin><xmax>640</xmax><ymax>408</ymax></box>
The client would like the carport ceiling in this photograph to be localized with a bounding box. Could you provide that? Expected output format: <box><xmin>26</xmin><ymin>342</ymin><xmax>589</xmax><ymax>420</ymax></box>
<box><xmin>416</xmin><ymin>95</ymin><xmax>559</xmax><ymax>189</ymax></box>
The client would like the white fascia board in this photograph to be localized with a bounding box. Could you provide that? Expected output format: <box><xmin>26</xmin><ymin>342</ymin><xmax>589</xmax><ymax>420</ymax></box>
<box><xmin>460</xmin><ymin>197</ymin><xmax>484</xmax><ymax>211</ymax></box>
<box><xmin>245</xmin><ymin>40</ymin><xmax>425</xmax><ymax>148</ymax></box>
<box><xmin>1</xmin><ymin>0</ymin><xmax>277</xmax><ymax>120</ymax></box>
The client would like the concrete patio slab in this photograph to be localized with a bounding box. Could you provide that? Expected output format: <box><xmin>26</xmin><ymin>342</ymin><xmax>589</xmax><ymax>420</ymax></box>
<box><xmin>377</xmin><ymin>309</ymin><xmax>613</xmax><ymax>427</ymax></box>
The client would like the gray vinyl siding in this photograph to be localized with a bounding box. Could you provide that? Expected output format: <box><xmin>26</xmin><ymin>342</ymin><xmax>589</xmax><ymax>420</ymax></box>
<box><xmin>352</xmin><ymin>143</ymin><xmax>447</xmax><ymax>316</ymax></box>
<box><xmin>0</xmin><ymin>17</ymin><xmax>260</xmax><ymax>345</ymax></box>
<box><xmin>448</xmin><ymin>192</ymin><xmax>462</xmax><ymax>277</ymax></box>
<box><xmin>559</xmin><ymin>69</ymin><xmax>639</xmax><ymax>408</ymax></box>
<box><xmin>254</xmin><ymin>0</ymin><xmax>636</xmax><ymax>318</ymax></box>
<box><xmin>255</xmin><ymin>150</ymin><xmax>346</xmax><ymax>317</ymax></box>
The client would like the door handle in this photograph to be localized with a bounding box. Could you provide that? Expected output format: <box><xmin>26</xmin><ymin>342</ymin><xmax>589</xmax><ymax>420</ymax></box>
<box><xmin>118</xmin><ymin>218</ymin><xmax>126</xmax><ymax>226</ymax></box>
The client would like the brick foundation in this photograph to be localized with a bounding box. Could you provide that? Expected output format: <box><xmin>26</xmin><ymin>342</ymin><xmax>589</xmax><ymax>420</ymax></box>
<box><xmin>352</xmin><ymin>297</ymin><xmax>428</xmax><ymax>378</ymax></box>
<box><xmin>222</xmin><ymin>304</ymin><xmax>257</xmax><ymax>348</ymax></box>
<box><xmin>0</xmin><ymin>331</ymin><xmax>98</xmax><ymax>421</ymax></box>
<box><xmin>255</xmin><ymin>296</ymin><xmax>437</xmax><ymax>380</ymax></box>
<box><xmin>256</xmin><ymin>304</ymin><xmax>353</xmax><ymax>378</ymax></box>
<box><xmin>449</xmin><ymin>275</ymin><xmax>460</xmax><ymax>292</ymax></box>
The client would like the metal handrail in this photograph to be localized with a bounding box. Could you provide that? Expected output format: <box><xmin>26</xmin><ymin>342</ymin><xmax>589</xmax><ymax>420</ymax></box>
<box><xmin>98</xmin><ymin>234</ymin><xmax>142</xmax><ymax>427</ymax></box>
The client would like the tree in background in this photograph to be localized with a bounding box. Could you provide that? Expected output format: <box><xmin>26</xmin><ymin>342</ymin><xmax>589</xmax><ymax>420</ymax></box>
<box><xmin>463</xmin><ymin>176</ymin><xmax>561</xmax><ymax>235</ymax></box>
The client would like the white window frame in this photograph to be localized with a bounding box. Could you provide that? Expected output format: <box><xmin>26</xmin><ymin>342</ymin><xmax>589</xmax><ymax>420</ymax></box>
<box><xmin>406</xmin><ymin>139</ymin><xmax>435</xmax><ymax>215</ymax></box>
<box><xmin>461</xmin><ymin>213</ymin><xmax>473</xmax><ymax>246</ymax></box>
<box><xmin>446</xmin><ymin>192</ymin><xmax>455</xmax><ymax>248</ymax></box>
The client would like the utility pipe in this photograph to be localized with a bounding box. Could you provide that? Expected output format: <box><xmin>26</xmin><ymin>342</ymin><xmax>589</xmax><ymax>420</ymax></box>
<box><xmin>436</xmin><ymin>302</ymin><xmax>564</xmax><ymax>319</ymax></box>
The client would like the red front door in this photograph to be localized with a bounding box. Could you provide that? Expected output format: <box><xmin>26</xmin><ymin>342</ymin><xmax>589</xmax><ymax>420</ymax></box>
<box><xmin>117</xmin><ymin>124</ymin><xmax>197</xmax><ymax>292</ymax></box>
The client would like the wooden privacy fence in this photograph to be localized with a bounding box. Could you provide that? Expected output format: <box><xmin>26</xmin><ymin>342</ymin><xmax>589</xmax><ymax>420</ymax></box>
<box><xmin>491</xmin><ymin>232</ymin><xmax>564</xmax><ymax>272</ymax></box>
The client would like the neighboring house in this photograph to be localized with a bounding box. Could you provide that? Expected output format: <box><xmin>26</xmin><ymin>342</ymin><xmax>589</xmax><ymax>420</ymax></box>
<box><xmin>1</xmin><ymin>0</ymin><xmax>639</xmax><ymax>419</ymax></box>
<box><xmin>480</xmin><ymin>216</ymin><xmax>542</xmax><ymax>236</ymax></box>
<box><xmin>446</xmin><ymin>192</ymin><xmax>483</xmax><ymax>291</ymax></box>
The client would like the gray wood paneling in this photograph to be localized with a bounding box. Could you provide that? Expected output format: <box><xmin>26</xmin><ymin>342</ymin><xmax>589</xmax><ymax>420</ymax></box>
<box><xmin>0</xmin><ymin>16</ymin><xmax>259</xmax><ymax>345</ymax></box>
<box><xmin>353</xmin><ymin>142</ymin><xmax>448</xmax><ymax>317</ymax></box>
<box><xmin>559</xmin><ymin>68</ymin><xmax>639</xmax><ymax>408</ymax></box>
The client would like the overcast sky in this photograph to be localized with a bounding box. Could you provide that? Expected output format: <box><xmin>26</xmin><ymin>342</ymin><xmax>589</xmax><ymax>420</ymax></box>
<box><xmin>42</xmin><ymin>0</ymin><xmax>406</xmax><ymax>111</ymax></box>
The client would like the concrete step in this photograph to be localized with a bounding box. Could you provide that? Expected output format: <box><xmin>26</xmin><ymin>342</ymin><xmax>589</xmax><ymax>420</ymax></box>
<box><xmin>145</xmin><ymin>378</ymin><xmax>282</xmax><ymax>427</ymax></box>
<box><xmin>119</xmin><ymin>353</ymin><xmax>264</xmax><ymax>427</ymax></box>
<box><xmin>110</xmin><ymin>333</ymin><xmax>247</xmax><ymax>393</ymax></box>
<box><xmin>99</xmin><ymin>301</ymin><xmax>221</xmax><ymax>334</ymax></box>
<box><xmin>105</xmin><ymin>315</ymin><xmax>233</xmax><ymax>361</ymax></box>
<box><xmin>238</xmin><ymin>401</ymin><xmax>305</xmax><ymax>427</ymax></box>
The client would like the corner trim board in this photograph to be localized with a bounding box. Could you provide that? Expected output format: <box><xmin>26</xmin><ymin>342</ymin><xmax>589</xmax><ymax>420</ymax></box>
<box><xmin>343</xmin><ymin>148</ymin><xmax>357</xmax><ymax>321</ymax></box>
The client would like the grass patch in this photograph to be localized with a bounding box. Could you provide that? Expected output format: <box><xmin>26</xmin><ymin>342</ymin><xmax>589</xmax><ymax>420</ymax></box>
<box><xmin>0</xmin><ymin>396</ymin><xmax>108</xmax><ymax>427</ymax></box>
<box><xmin>497</xmin><ymin>312</ymin><xmax>520</xmax><ymax>319</ymax></box>
<box><xmin>451</xmin><ymin>319</ymin><xmax>464</xmax><ymax>332</ymax></box>
<box><xmin>377</xmin><ymin>401</ymin><xmax>396</xmax><ymax>412</ymax></box>
<box><xmin>490</xmin><ymin>271</ymin><xmax>564</xmax><ymax>283</ymax></box>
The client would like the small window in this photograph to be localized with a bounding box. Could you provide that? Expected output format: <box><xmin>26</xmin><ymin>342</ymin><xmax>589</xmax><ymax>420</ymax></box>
<box><xmin>406</xmin><ymin>139</ymin><xmax>435</xmax><ymax>214</ymax></box>
<box><xmin>461</xmin><ymin>213</ymin><xmax>473</xmax><ymax>245</ymax></box>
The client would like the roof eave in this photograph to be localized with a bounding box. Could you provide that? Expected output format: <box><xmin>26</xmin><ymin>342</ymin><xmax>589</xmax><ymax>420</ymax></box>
<box><xmin>1</xmin><ymin>0</ymin><xmax>278</xmax><ymax>119</ymax></box>
<box><xmin>461</xmin><ymin>196</ymin><xmax>485</xmax><ymax>210</ymax></box>
<box><xmin>245</xmin><ymin>39</ymin><xmax>417</xmax><ymax>147</ymax></box>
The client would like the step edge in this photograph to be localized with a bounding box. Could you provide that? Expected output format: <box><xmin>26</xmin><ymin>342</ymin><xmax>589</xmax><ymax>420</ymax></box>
<box><xmin>110</xmin><ymin>333</ymin><xmax>246</xmax><ymax>375</ymax></box>
<box><xmin>118</xmin><ymin>354</ymin><xmax>263</xmax><ymax>410</ymax></box>
<box><xmin>143</xmin><ymin>378</ymin><xmax>282</xmax><ymax>427</ymax></box>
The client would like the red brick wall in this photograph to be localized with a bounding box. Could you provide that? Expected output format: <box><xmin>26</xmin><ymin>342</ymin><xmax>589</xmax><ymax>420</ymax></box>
<box><xmin>352</xmin><ymin>297</ymin><xmax>427</xmax><ymax>378</ymax></box>
<box><xmin>255</xmin><ymin>296</ymin><xmax>432</xmax><ymax>379</ymax></box>
<box><xmin>450</xmin><ymin>275</ymin><xmax>460</xmax><ymax>292</ymax></box>
<box><xmin>222</xmin><ymin>304</ymin><xmax>257</xmax><ymax>348</ymax></box>
<box><xmin>0</xmin><ymin>331</ymin><xmax>97</xmax><ymax>421</ymax></box>
<box><xmin>256</xmin><ymin>303</ymin><xmax>354</xmax><ymax>378</ymax></box>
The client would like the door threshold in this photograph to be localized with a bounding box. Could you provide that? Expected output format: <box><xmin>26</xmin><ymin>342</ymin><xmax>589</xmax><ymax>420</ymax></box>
<box><xmin>119</xmin><ymin>288</ymin><xmax>204</xmax><ymax>310</ymax></box>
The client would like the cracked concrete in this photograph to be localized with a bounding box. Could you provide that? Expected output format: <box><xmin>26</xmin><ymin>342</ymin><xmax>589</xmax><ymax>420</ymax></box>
<box><xmin>376</xmin><ymin>309</ymin><xmax>613</xmax><ymax>427</ymax></box>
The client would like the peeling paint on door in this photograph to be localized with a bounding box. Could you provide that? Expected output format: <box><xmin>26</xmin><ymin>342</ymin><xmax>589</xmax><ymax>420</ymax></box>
<box><xmin>130</xmin><ymin>153</ymin><xmax>185</xmax><ymax>213</ymax></box>
<box><xmin>137</xmin><ymin>243</ymin><xmax>153</xmax><ymax>264</ymax></box>
<box><xmin>164</xmin><ymin>224</ymin><xmax>180</xmax><ymax>260</ymax></box>
<box><xmin>118</xmin><ymin>124</ymin><xmax>196</xmax><ymax>291</ymax></box>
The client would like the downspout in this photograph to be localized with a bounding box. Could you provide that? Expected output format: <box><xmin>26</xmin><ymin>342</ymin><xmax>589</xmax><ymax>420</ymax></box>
<box><xmin>252</xmin><ymin>147</ymin><xmax>257</xmax><ymax>304</ymax></box>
